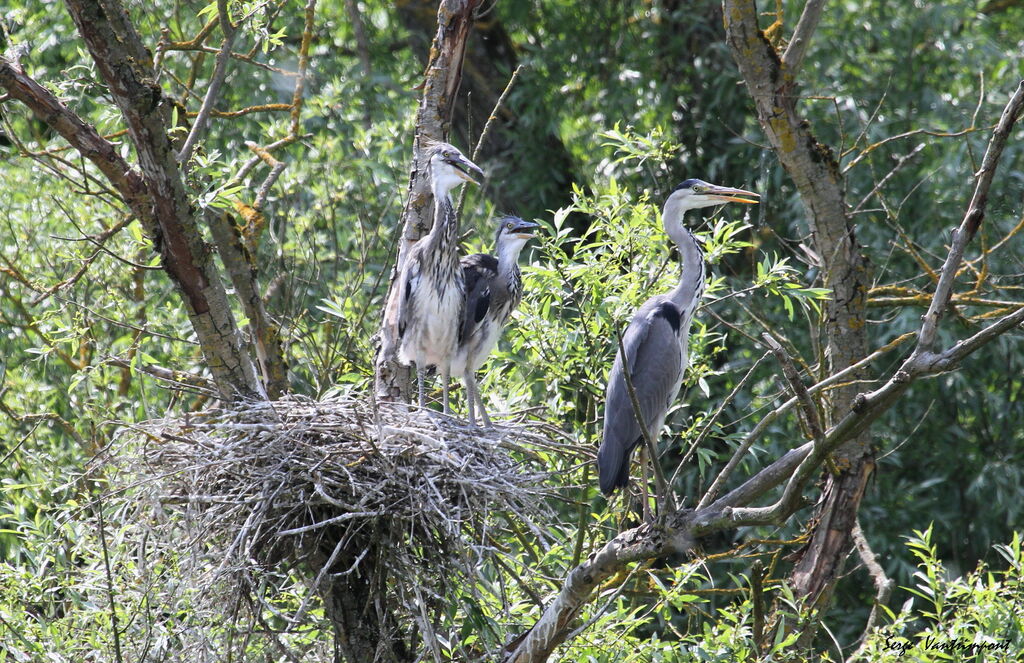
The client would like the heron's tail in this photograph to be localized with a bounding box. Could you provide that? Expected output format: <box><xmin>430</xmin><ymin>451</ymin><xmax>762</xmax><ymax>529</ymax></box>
<box><xmin>597</xmin><ymin>437</ymin><xmax>635</xmax><ymax>496</ymax></box>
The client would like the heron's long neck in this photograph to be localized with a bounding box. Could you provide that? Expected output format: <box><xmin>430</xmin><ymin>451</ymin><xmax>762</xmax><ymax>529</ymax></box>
<box><xmin>427</xmin><ymin>181</ymin><xmax>459</xmax><ymax>254</ymax></box>
<box><xmin>497</xmin><ymin>242</ymin><xmax>522</xmax><ymax>280</ymax></box>
<box><xmin>495</xmin><ymin>241</ymin><xmax>524</xmax><ymax>298</ymax></box>
<box><xmin>662</xmin><ymin>197</ymin><xmax>707</xmax><ymax>315</ymax></box>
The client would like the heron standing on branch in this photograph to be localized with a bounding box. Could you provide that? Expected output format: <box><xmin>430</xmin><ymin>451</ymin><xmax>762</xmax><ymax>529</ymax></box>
<box><xmin>397</xmin><ymin>142</ymin><xmax>484</xmax><ymax>413</ymax></box>
<box><xmin>454</xmin><ymin>215</ymin><xmax>541</xmax><ymax>427</ymax></box>
<box><xmin>597</xmin><ymin>179</ymin><xmax>759</xmax><ymax>511</ymax></box>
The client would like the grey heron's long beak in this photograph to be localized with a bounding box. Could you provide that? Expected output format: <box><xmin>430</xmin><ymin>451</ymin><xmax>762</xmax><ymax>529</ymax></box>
<box><xmin>511</xmin><ymin>219</ymin><xmax>541</xmax><ymax>238</ymax></box>
<box><xmin>450</xmin><ymin>154</ymin><xmax>484</xmax><ymax>185</ymax></box>
<box><xmin>704</xmin><ymin>185</ymin><xmax>760</xmax><ymax>205</ymax></box>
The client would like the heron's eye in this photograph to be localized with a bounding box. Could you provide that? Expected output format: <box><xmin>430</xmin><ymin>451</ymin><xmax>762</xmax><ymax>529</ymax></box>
<box><xmin>506</xmin><ymin>222</ymin><xmax>513</xmax><ymax>229</ymax></box>
<box><xmin>692</xmin><ymin>185</ymin><xmax>704</xmax><ymax>193</ymax></box>
<box><xmin>442</xmin><ymin>151</ymin><xmax>450</xmax><ymax>158</ymax></box>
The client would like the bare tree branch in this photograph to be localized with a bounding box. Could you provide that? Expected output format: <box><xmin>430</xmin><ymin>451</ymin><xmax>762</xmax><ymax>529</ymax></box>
<box><xmin>0</xmin><ymin>56</ymin><xmax>150</xmax><ymax>218</ymax></box>
<box><xmin>762</xmin><ymin>333</ymin><xmax>824</xmax><ymax>447</ymax></box>
<box><xmin>723</xmin><ymin>0</ymin><xmax>874</xmax><ymax>605</ymax></box>
<box><xmin>678</xmin><ymin>350</ymin><xmax>769</xmax><ymax>491</ymax></box>
<box><xmin>916</xmin><ymin>80</ymin><xmax>1024</xmax><ymax>352</ymax></box>
<box><xmin>177</xmin><ymin>0</ymin><xmax>239</xmax><ymax>168</ymax></box>
<box><xmin>103</xmin><ymin>357</ymin><xmax>215</xmax><ymax>394</ymax></box>
<box><xmin>848</xmin><ymin>518</ymin><xmax>894</xmax><ymax>661</ymax></box>
<box><xmin>226</xmin><ymin>0</ymin><xmax>315</xmax><ymax>211</ymax></box>
<box><xmin>207</xmin><ymin>210</ymin><xmax>288</xmax><ymax>398</ymax></box>
<box><xmin>781</xmin><ymin>0</ymin><xmax>826</xmax><ymax>75</ymax></box>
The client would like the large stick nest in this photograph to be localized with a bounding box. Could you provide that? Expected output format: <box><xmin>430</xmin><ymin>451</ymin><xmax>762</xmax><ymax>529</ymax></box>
<box><xmin>109</xmin><ymin>396</ymin><xmax>562</xmax><ymax>619</ymax></box>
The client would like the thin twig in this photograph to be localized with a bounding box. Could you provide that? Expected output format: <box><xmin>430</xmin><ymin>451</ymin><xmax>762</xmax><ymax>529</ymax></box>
<box><xmin>761</xmin><ymin>333</ymin><xmax>824</xmax><ymax>447</ymax></box>
<box><xmin>670</xmin><ymin>351</ymin><xmax>770</xmax><ymax>488</ymax></box>
<box><xmin>916</xmin><ymin>80</ymin><xmax>1024</xmax><ymax>352</ymax></box>
<box><xmin>177</xmin><ymin>0</ymin><xmax>239</xmax><ymax>169</ymax></box>
<box><xmin>457</xmin><ymin>64</ymin><xmax>525</xmax><ymax>215</ymax></box>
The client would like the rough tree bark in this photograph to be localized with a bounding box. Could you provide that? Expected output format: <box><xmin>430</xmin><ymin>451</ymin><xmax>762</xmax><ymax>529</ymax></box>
<box><xmin>208</xmin><ymin>210</ymin><xmax>288</xmax><ymax>398</ymax></box>
<box><xmin>320</xmin><ymin>543</ymin><xmax>413</xmax><ymax>663</ymax></box>
<box><xmin>721</xmin><ymin>0</ymin><xmax>874</xmax><ymax>610</ymax></box>
<box><xmin>0</xmin><ymin>0</ymin><xmax>264</xmax><ymax>400</ymax></box>
<box><xmin>63</xmin><ymin>0</ymin><xmax>265</xmax><ymax>401</ymax></box>
<box><xmin>375</xmin><ymin>0</ymin><xmax>483</xmax><ymax>404</ymax></box>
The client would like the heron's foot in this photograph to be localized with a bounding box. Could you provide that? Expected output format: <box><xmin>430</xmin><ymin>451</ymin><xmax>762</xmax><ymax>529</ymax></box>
<box><xmin>463</xmin><ymin>409</ymin><xmax>493</xmax><ymax>430</ymax></box>
<box><xmin>463</xmin><ymin>412</ymin><xmax>496</xmax><ymax>430</ymax></box>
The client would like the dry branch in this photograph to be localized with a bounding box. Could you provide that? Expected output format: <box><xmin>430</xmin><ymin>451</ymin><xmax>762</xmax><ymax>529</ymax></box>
<box><xmin>0</xmin><ymin>55</ymin><xmax>149</xmax><ymax>216</ymax></box>
<box><xmin>762</xmin><ymin>333</ymin><xmax>824</xmax><ymax>447</ymax></box>
<box><xmin>849</xmin><ymin>518</ymin><xmax>894</xmax><ymax>659</ymax></box>
<box><xmin>916</xmin><ymin>80</ymin><xmax>1024</xmax><ymax>352</ymax></box>
<box><xmin>781</xmin><ymin>0</ymin><xmax>826</xmax><ymax>75</ymax></box>
<box><xmin>176</xmin><ymin>0</ymin><xmax>239</xmax><ymax>169</ymax></box>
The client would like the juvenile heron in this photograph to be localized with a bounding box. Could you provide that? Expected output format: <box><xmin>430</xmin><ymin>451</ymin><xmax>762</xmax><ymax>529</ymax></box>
<box><xmin>597</xmin><ymin>179</ymin><xmax>759</xmax><ymax>502</ymax></box>
<box><xmin>397</xmin><ymin>142</ymin><xmax>484</xmax><ymax>413</ymax></box>
<box><xmin>454</xmin><ymin>216</ymin><xmax>540</xmax><ymax>427</ymax></box>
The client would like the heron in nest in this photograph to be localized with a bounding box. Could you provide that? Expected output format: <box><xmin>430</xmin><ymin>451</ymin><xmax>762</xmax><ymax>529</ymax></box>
<box><xmin>454</xmin><ymin>215</ymin><xmax>540</xmax><ymax>427</ymax></box>
<box><xmin>397</xmin><ymin>142</ymin><xmax>484</xmax><ymax>414</ymax></box>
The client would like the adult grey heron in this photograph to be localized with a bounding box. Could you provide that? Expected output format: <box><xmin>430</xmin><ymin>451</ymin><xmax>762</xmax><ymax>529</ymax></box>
<box><xmin>454</xmin><ymin>216</ymin><xmax>541</xmax><ymax>427</ymax></box>
<box><xmin>597</xmin><ymin>179</ymin><xmax>759</xmax><ymax>501</ymax></box>
<box><xmin>397</xmin><ymin>142</ymin><xmax>484</xmax><ymax>413</ymax></box>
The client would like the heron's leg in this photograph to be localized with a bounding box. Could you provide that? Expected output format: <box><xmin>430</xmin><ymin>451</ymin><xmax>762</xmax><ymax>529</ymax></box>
<box><xmin>639</xmin><ymin>445</ymin><xmax>652</xmax><ymax>523</ymax></box>
<box><xmin>441</xmin><ymin>367</ymin><xmax>451</xmax><ymax>414</ymax></box>
<box><xmin>476</xmin><ymin>388</ymin><xmax>492</xmax><ymax>429</ymax></box>
<box><xmin>646</xmin><ymin>430</ymin><xmax>674</xmax><ymax>519</ymax></box>
<box><xmin>464</xmin><ymin>373</ymin><xmax>492</xmax><ymax>428</ymax></box>
<box><xmin>464</xmin><ymin>372</ymin><xmax>477</xmax><ymax>427</ymax></box>
<box><xmin>417</xmin><ymin>369</ymin><xmax>426</xmax><ymax>408</ymax></box>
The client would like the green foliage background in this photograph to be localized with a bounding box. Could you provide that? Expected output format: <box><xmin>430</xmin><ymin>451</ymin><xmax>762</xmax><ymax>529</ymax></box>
<box><xmin>1</xmin><ymin>0</ymin><xmax>1023</xmax><ymax>660</ymax></box>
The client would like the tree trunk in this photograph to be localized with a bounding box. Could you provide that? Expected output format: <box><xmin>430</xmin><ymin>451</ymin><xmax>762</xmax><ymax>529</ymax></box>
<box><xmin>397</xmin><ymin>0</ymin><xmax>578</xmax><ymax>222</ymax></box>
<box><xmin>208</xmin><ymin>210</ymin><xmax>289</xmax><ymax>398</ymax></box>
<box><xmin>374</xmin><ymin>0</ymin><xmax>482</xmax><ymax>404</ymax></box>
<box><xmin>323</xmin><ymin>547</ymin><xmax>413</xmax><ymax>663</ymax></box>
<box><xmin>721</xmin><ymin>0</ymin><xmax>873</xmax><ymax>608</ymax></box>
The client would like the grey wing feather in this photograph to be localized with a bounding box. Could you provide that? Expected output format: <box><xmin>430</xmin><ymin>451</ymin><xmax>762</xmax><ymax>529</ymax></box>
<box><xmin>397</xmin><ymin>253</ymin><xmax>421</xmax><ymax>340</ymax></box>
<box><xmin>461</xmin><ymin>280</ymin><xmax>490</xmax><ymax>343</ymax></box>
<box><xmin>460</xmin><ymin>254</ymin><xmax>498</xmax><ymax>343</ymax></box>
<box><xmin>598</xmin><ymin>303</ymin><xmax>684</xmax><ymax>494</ymax></box>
